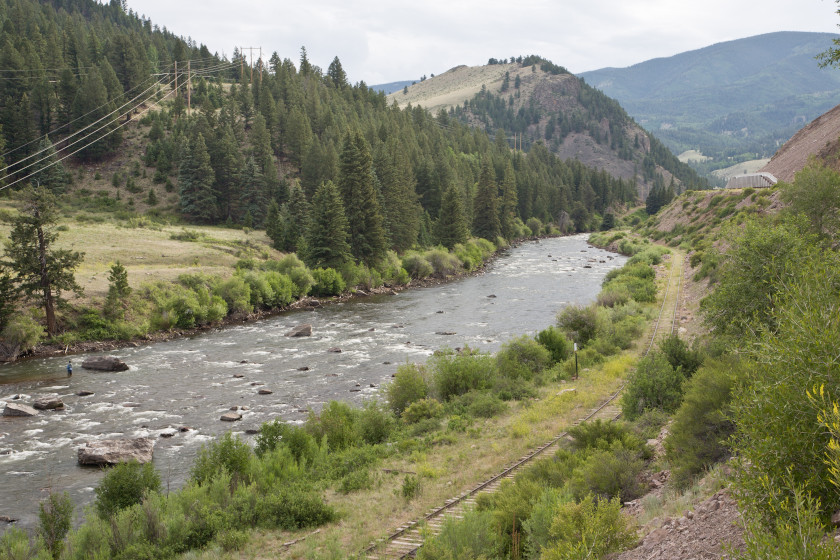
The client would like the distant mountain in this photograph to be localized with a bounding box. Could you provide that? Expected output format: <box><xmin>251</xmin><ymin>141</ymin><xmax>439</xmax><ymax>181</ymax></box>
<box><xmin>389</xmin><ymin>58</ymin><xmax>706</xmax><ymax>196</ymax></box>
<box><xmin>579</xmin><ymin>32</ymin><xmax>840</xmax><ymax>164</ymax></box>
<box><xmin>369</xmin><ymin>80</ymin><xmax>415</xmax><ymax>95</ymax></box>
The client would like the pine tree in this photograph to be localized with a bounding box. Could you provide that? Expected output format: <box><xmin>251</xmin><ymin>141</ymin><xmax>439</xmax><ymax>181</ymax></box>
<box><xmin>499</xmin><ymin>161</ymin><xmax>519</xmax><ymax>239</ymax></box>
<box><xmin>375</xmin><ymin>141</ymin><xmax>421</xmax><ymax>252</ymax></box>
<box><xmin>279</xmin><ymin>181</ymin><xmax>309</xmax><ymax>252</ymax></box>
<box><xmin>304</xmin><ymin>181</ymin><xmax>352</xmax><ymax>269</ymax></box>
<box><xmin>3</xmin><ymin>187</ymin><xmax>83</xmax><ymax>335</ymax></box>
<box><xmin>178</xmin><ymin>134</ymin><xmax>217</xmax><ymax>223</ymax></box>
<box><xmin>264</xmin><ymin>198</ymin><xmax>282</xmax><ymax>250</ymax></box>
<box><xmin>473</xmin><ymin>161</ymin><xmax>501</xmax><ymax>241</ymax></box>
<box><xmin>338</xmin><ymin>132</ymin><xmax>387</xmax><ymax>266</ymax></box>
<box><xmin>239</xmin><ymin>156</ymin><xmax>267</xmax><ymax>225</ymax></box>
<box><xmin>249</xmin><ymin>114</ymin><xmax>278</xmax><ymax>190</ymax></box>
<box><xmin>435</xmin><ymin>184</ymin><xmax>470</xmax><ymax>249</ymax></box>
<box><xmin>71</xmin><ymin>68</ymin><xmax>120</xmax><ymax>161</ymax></box>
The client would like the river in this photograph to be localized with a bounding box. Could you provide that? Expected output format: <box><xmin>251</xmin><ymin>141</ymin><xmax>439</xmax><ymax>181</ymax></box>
<box><xmin>0</xmin><ymin>234</ymin><xmax>625</xmax><ymax>528</ymax></box>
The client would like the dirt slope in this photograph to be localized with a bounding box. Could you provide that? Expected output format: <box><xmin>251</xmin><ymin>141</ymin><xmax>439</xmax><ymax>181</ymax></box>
<box><xmin>761</xmin><ymin>102</ymin><xmax>840</xmax><ymax>182</ymax></box>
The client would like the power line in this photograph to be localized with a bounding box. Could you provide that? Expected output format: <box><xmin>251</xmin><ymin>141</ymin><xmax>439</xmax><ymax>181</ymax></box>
<box><xmin>0</xmin><ymin>74</ymin><xmax>159</xmax><ymax>160</ymax></box>
<box><xmin>1</xmin><ymin>76</ymin><xmax>168</xmax><ymax>174</ymax></box>
<box><xmin>0</xmin><ymin>85</ymin><xmax>178</xmax><ymax>193</ymax></box>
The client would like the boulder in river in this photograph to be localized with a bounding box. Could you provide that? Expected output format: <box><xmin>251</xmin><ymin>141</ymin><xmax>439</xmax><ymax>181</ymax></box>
<box><xmin>3</xmin><ymin>402</ymin><xmax>38</xmax><ymax>417</ymax></box>
<box><xmin>257</xmin><ymin>388</ymin><xmax>273</xmax><ymax>395</ymax></box>
<box><xmin>285</xmin><ymin>324</ymin><xmax>312</xmax><ymax>337</ymax></box>
<box><xmin>76</xmin><ymin>390</ymin><xmax>94</xmax><ymax>397</ymax></box>
<box><xmin>77</xmin><ymin>437</ymin><xmax>154</xmax><ymax>466</ymax></box>
<box><xmin>33</xmin><ymin>397</ymin><xmax>64</xmax><ymax>410</ymax></box>
<box><xmin>221</xmin><ymin>412</ymin><xmax>242</xmax><ymax>422</ymax></box>
<box><xmin>327</xmin><ymin>347</ymin><xmax>342</xmax><ymax>353</ymax></box>
<box><xmin>81</xmin><ymin>356</ymin><xmax>129</xmax><ymax>372</ymax></box>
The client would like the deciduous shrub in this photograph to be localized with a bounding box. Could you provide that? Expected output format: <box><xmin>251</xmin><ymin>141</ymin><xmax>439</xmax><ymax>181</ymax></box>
<box><xmin>539</xmin><ymin>495</ymin><xmax>636</xmax><ymax>560</ymax></box>
<box><xmin>557</xmin><ymin>305</ymin><xmax>598</xmax><ymax>347</ymax></box>
<box><xmin>496</xmin><ymin>335</ymin><xmax>551</xmax><ymax>381</ymax></box>
<box><xmin>402</xmin><ymin>398</ymin><xmax>444</xmax><ymax>424</ymax></box>
<box><xmin>386</xmin><ymin>363</ymin><xmax>429</xmax><ymax>416</ymax></box>
<box><xmin>94</xmin><ymin>461</ymin><xmax>162</xmax><ymax>518</ymax></box>
<box><xmin>431</xmin><ymin>348</ymin><xmax>495</xmax><ymax>401</ymax></box>
<box><xmin>535</xmin><ymin>325</ymin><xmax>573</xmax><ymax>364</ymax></box>
<box><xmin>191</xmin><ymin>432</ymin><xmax>252</xmax><ymax>485</ymax></box>
<box><xmin>306</xmin><ymin>401</ymin><xmax>358</xmax><ymax>452</ymax></box>
<box><xmin>310</xmin><ymin>267</ymin><xmax>346</xmax><ymax>296</ymax></box>
<box><xmin>665</xmin><ymin>357</ymin><xmax>740</xmax><ymax>489</ymax></box>
<box><xmin>621</xmin><ymin>352</ymin><xmax>685</xmax><ymax>420</ymax></box>
<box><xmin>401</xmin><ymin>251</ymin><xmax>433</xmax><ymax>279</ymax></box>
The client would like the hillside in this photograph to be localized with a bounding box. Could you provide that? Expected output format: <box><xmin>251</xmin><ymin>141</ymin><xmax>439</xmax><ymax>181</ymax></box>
<box><xmin>579</xmin><ymin>32</ymin><xmax>840</xmax><ymax>164</ymax></box>
<box><xmin>389</xmin><ymin>58</ymin><xmax>706</xmax><ymax>198</ymax></box>
<box><xmin>761</xmin><ymin>101</ymin><xmax>840</xmax><ymax>182</ymax></box>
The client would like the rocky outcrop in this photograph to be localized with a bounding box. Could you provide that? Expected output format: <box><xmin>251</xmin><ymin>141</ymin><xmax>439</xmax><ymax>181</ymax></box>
<box><xmin>3</xmin><ymin>402</ymin><xmax>39</xmax><ymax>417</ymax></box>
<box><xmin>81</xmin><ymin>356</ymin><xmax>129</xmax><ymax>372</ymax></box>
<box><xmin>285</xmin><ymin>324</ymin><xmax>312</xmax><ymax>337</ymax></box>
<box><xmin>77</xmin><ymin>437</ymin><xmax>154</xmax><ymax>465</ymax></box>
<box><xmin>33</xmin><ymin>398</ymin><xmax>64</xmax><ymax>410</ymax></box>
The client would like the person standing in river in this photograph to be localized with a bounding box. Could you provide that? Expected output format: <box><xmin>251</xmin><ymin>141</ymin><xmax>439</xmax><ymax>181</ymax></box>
<box><xmin>66</xmin><ymin>360</ymin><xmax>72</xmax><ymax>376</ymax></box>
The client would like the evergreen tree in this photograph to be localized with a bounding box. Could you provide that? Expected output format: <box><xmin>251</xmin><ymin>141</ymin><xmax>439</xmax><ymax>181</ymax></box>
<box><xmin>327</xmin><ymin>56</ymin><xmax>348</xmax><ymax>89</ymax></box>
<box><xmin>178</xmin><ymin>134</ymin><xmax>217</xmax><ymax>223</ymax></box>
<box><xmin>499</xmin><ymin>161</ymin><xmax>519</xmax><ymax>239</ymax></box>
<box><xmin>473</xmin><ymin>161</ymin><xmax>501</xmax><ymax>241</ymax></box>
<box><xmin>375</xmin><ymin>141</ymin><xmax>421</xmax><ymax>252</ymax></box>
<box><xmin>435</xmin><ymin>184</ymin><xmax>469</xmax><ymax>249</ymax></box>
<box><xmin>3</xmin><ymin>187</ymin><xmax>83</xmax><ymax>335</ymax></box>
<box><xmin>105</xmin><ymin>261</ymin><xmax>131</xmax><ymax>318</ymax></box>
<box><xmin>264</xmin><ymin>198</ymin><xmax>282</xmax><ymax>250</ymax></box>
<box><xmin>304</xmin><ymin>181</ymin><xmax>352</xmax><ymax>269</ymax></box>
<box><xmin>278</xmin><ymin>181</ymin><xmax>309</xmax><ymax>252</ymax></box>
<box><xmin>71</xmin><ymin>67</ymin><xmax>121</xmax><ymax>161</ymax></box>
<box><xmin>338</xmin><ymin>132</ymin><xmax>387</xmax><ymax>266</ymax></box>
<box><xmin>249</xmin><ymin>114</ymin><xmax>278</xmax><ymax>192</ymax></box>
<box><xmin>239</xmin><ymin>156</ymin><xmax>267</xmax><ymax>226</ymax></box>
<box><xmin>209</xmin><ymin>124</ymin><xmax>243</xmax><ymax>221</ymax></box>
<box><xmin>29</xmin><ymin>138</ymin><xmax>68</xmax><ymax>194</ymax></box>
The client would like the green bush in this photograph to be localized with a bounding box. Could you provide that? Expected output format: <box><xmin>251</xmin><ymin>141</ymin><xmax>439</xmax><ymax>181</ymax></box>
<box><xmin>191</xmin><ymin>432</ymin><xmax>252</xmax><ymax>485</ymax></box>
<box><xmin>621</xmin><ymin>352</ymin><xmax>685</xmax><ymax>420</ymax></box>
<box><xmin>535</xmin><ymin>325</ymin><xmax>573</xmax><ymax>364</ymax></box>
<box><xmin>310</xmin><ymin>267</ymin><xmax>346</xmax><ymax>296</ymax></box>
<box><xmin>523</xmin><ymin>488</ymin><xmax>572</xmax><ymax>559</ymax></box>
<box><xmin>568</xmin><ymin>446</ymin><xmax>645</xmax><ymax>502</ymax></box>
<box><xmin>214</xmin><ymin>276</ymin><xmax>252</xmax><ymax>313</ymax></box>
<box><xmin>431</xmin><ymin>348</ymin><xmax>495</xmax><ymax>401</ymax></box>
<box><xmin>557</xmin><ymin>305</ymin><xmax>598</xmax><ymax>346</ymax></box>
<box><xmin>402</xmin><ymin>398</ymin><xmax>444</xmax><ymax>424</ymax></box>
<box><xmin>1</xmin><ymin>313</ymin><xmax>45</xmax><ymax>354</ymax></box>
<box><xmin>465</xmin><ymin>392</ymin><xmax>508</xmax><ymax>418</ymax></box>
<box><xmin>356</xmin><ymin>400</ymin><xmax>395</xmax><ymax>445</ymax></box>
<box><xmin>417</xmin><ymin>509</ymin><xmax>503</xmax><ymax>560</ymax></box>
<box><xmin>401</xmin><ymin>251</ymin><xmax>434</xmax><ymax>279</ymax></box>
<box><xmin>401</xmin><ymin>474</ymin><xmax>421</xmax><ymax>501</ymax></box>
<box><xmin>425</xmin><ymin>248</ymin><xmax>461</xmax><ymax>277</ymax></box>
<box><xmin>261</xmin><ymin>271</ymin><xmax>295</xmax><ymax>307</ymax></box>
<box><xmin>256</xmin><ymin>483</ymin><xmax>336</xmax><ymax>529</ymax></box>
<box><xmin>526</xmin><ymin>217</ymin><xmax>543</xmax><ymax>236</ymax></box>
<box><xmin>94</xmin><ymin>461</ymin><xmax>162</xmax><ymax>518</ymax></box>
<box><xmin>666</xmin><ymin>358</ymin><xmax>740</xmax><ymax>489</ymax></box>
<box><xmin>539</xmin><ymin>495</ymin><xmax>637</xmax><ymax>560</ymax></box>
<box><xmin>659</xmin><ymin>334</ymin><xmax>703</xmax><ymax>377</ymax></box>
<box><xmin>386</xmin><ymin>363</ymin><xmax>430</xmax><ymax>416</ymax></box>
<box><xmin>0</xmin><ymin>527</ymin><xmax>47</xmax><ymax>560</ymax></box>
<box><xmin>39</xmin><ymin>490</ymin><xmax>73</xmax><ymax>559</ymax></box>
<box><xmin>496</xmin><ymin>335</ymin><xmax>551</xmax><ymax>381</ymax></box>
<box><xmin>306</xmin><ymin>401</ymin><xmax>358</xmax><ymax>452</ymax></box>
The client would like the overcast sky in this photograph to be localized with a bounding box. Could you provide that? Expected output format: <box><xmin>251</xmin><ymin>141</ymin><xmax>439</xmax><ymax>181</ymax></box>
<box><xmin>126</xmin><ymin>0</ymin><xmax>840</xmax><ymax>85</ymax></box>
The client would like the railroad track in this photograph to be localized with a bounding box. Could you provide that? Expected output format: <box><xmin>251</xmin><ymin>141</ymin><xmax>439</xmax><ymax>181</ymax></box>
<box><xmin>361</xmin><ymin>252</ymin><xmax>685</xmax><ymax>560</ymax></box>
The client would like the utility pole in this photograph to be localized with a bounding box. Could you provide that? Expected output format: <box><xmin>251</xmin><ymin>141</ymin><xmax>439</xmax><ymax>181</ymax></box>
<box><xmin>174</xmin><ymin>60</ymin><xmax>178</xmax><ymax>99</ymax></box>
<box><xmin>240</xmin><ymin>47</ymin><xmax>261</xmax><ymax>84</ymax></box>
<box><xmin>187</xmin><ymin>59</ymin><xmax>191</xmax><ymax>113</ymax></box>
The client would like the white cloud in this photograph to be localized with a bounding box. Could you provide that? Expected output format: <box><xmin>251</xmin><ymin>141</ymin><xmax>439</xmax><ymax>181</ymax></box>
<box><xmin>126</xmin><ymin>0</ymin><xmax>840</xmax><ymax>83</ymax></box>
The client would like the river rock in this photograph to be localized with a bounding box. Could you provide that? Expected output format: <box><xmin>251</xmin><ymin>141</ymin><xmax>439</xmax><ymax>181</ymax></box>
<box><xmin>77</xmin><ymin>437</ymin><xmax>154</xmax><ymax>465</ymax></box>
<box><xmin>0</xmin><ymin>515</ymin><xmax>17</xmax><ymax>523</ymax></box>
<box><xmin>220</xmin><ymin>412</ymin><xmax>242</xmax><ymax>422</ymax></box>
<box><xmin>435</xmin><ymin>331</ymin><xmax>456</xmax><ymax>336</ymax></box>
<box><xmin>297</xmin><ymin>366</ymin><xmax>310</xmax><ymax>371</ymax></box>
<box><xmin>257</xmin><ymin>388</ymin><xmax>273</xmax><ymax>395</ymax></box>
<box><xmin>76</xmin><ymin>390</ymin><xmax>94</xmax><ymax>396</ymax></box>
<box><xmin>3</xmin><ymin>402</ymin><xmax>38</xmax><ymax>417</ymax></box>
<box><xmin>33</xmin><ymin>397</ymin><xmax>64</xmax><ymax>410</ymax></box>
<box><xmin>285</xmin><ymin>324</ymin><xmax>312</xmax><ymax>337</ymax></box>
<box><xmin>81</xmin><ymin>356</ymin><xmax>129</xmax><ymax>372</ymax></box>
<box><xmin>327</xmin><ymin>347</ymin><xmax>342</xmax><ymax>353</ymax></box>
